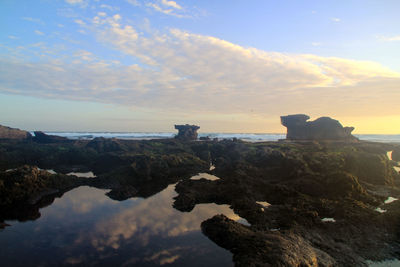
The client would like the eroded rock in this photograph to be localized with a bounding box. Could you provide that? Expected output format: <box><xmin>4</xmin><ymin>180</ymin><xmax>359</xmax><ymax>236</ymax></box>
<box><xmin>0</xmin><ymin>125</ymin><xmax>32</xmax><ymax>140</ymax></box>
<box><xmin>175</xmin><ymin>124</ymin><xmax>200</xmax><ymax>141</ymax></box>
<box><xmin>281</xmin><ymin>114</ymin><xmax>358</xmax><ymax>141</ymax></box>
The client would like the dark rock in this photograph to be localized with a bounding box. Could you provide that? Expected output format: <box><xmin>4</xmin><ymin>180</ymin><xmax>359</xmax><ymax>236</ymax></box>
<box><xmin>86</xmin><ymin>137</ymin><xmax>126</xmax><ymax>153</ymax></box>
<box><xmin>281</xmin><ymin>114</ymin><xmax>358</xmax><ymax>141</ymax></box>
<box><xmin>174</xmin><ymin>124</ymin><xmax>200</xmax><ymax>141</ymax></box>
<box><xmin>0</xmin><ymin>125</ymin><xmax>32</xmax><ymax>140</ymax></box>
<box><xmin>0</xmin><ymin>165</ymin><xmax>85</xmax><ymax>207</ymax></box>
<box><xmin>174</xmin><ymin>140</ymin><xmax>400</xmax><ymax>265</ymax></box>
<box><xmin>202</xmin><ymin>214</ymin><xmax>336</xmax><ymax>266</ymax></box>
<box><xmin>33</xmin><ymin>131</ymin><xmax>68</xmax><ymax>143</ymax></box>
<box><xmin>106</xmin><ymin>185</ymin><xmax>138</xmax><ymax>201</ymax></box>
<box><xmin>0</xmin><ymin>165</ymin><xmax>87</xmax><ymax>222</ymax></box>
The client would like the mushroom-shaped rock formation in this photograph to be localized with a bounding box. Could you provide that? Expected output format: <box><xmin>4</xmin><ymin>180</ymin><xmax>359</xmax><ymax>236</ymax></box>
<box><xmin>174</xmin><ymin>124</ymin><xmax>200</xmax><ymax>141</ymax></box>
<box><xmin>281</xmin><ymin>114</ymin><xmax>358</xmax><ymax>141</ymax></box>
<box><xmin>0</xmin><ymin>125</ymin><xmax>32</xmax><ymax>140</ymax></box>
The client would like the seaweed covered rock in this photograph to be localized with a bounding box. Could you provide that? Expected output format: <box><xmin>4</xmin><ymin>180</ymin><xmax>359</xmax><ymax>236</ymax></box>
<box><xmin>281</xmin><ymin>114</ymin><xmax>357</xmax><ymax>141</ymax></box>
<box><xmin>86</xmin><ymin>137</ymin><xmax>126</xmax><ymax>153</ymax></box>
<box><xmin>0</xmin><ymin>125</ymin><xmax>32</xmax><ymax>140</ymax></box>
<box><xmin>0</xmin><ymin>165</ymin><xmax>85</xmax><ymax>207</ymax></box>
<box><xmin>174</xmin><ymin>124</ymin><xmax>200</xmax><ymax>141</ymax></box>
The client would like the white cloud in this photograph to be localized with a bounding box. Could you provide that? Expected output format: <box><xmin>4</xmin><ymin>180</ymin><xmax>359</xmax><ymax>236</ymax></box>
<box><xmin>100</xmin><ymin>4</ymin><xmax>119</xmax><ymax>11</ymax></box>
<box><xmin>331</xmin><ymin>17</ymin><xmax>341</xmax><ymax>22</ymax></box>
<box><xmin>161</xmin><ymin>0</ymin><xmax>182</xmax><ymax>10</ymax></box>
<box><xmin>311</xmin><ymin>42</ymin><xmax>321</xmax><ymax>46</ymax></box>
<box><xmin>34</xmin><ymin>30</ymin><xmax>45</xmax><ymax>36</ymax></box>
<box><xmin>65</xmin><ymin>0</ymin><xmax>84</xmax><ymax>4</ymax></box>
<box><xmin>21</xmin><ymin>17</ymin><xmax>44</xmax><ymax>24</ymax></box>
<box><xmin>65</xmin><ymin>0</ymin><xmax>88</xmax><ymax>8</ymax></box>
<box><xmin>126</xmin><ymin>0</ymin><xmax>141</xmax><ymax>6</ymax></box>
<box><xmin>376</xmin><ymin>35</ymin><xmax>400</xmax><ymax>42</ymax></box>
<box><xmin>74</xmin><ymin>19</ymin><xmax>86</xmax><ymax>25</ymax></box>
<box><xmin>146</xmin><ymin>1</ymin><xmax>186</xmax><ymax>18</ymax></box>
<box><xmin>1</xmin><ymin>15</ymin><xmax>400</xmax><ymax>120</ymax></box>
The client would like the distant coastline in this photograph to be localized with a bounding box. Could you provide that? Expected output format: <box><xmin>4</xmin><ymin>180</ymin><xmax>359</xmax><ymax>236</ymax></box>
<box><xmin>31</xmin><ymin>131</ymin><xmax>400</xmax><ymax>143</ymax></box>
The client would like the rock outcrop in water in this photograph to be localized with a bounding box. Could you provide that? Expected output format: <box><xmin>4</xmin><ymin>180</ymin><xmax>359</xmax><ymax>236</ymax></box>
<box><xmin>281</xmin><ymin>114</ymin><xmax>357</xmax><ymax>141</ymax></box>
<box><xmin>0</xmin><ymin>166</ymin><xmax>87</xmax><ymax>224</ymax></box>
<box><xmin>174</xmin><ymin>124</ymin><xmax>200</xmax><ymax>141</ymax></box>
<box><xmin>0</xmin><ymin>125</ymin><xmax>32</xmax><ymax>140</ymax></box>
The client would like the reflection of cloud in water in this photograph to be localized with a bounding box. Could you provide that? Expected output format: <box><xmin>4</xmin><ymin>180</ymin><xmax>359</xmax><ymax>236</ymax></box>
<box><xmin>190</xmin><ymin>173</ymin><xmax>220</xmax><ymax>181</ymax></box>
<box><xmin>375</xmin><ymin>207</ymin><xmax>387</xmax><ymax>213</ymax></box>
<box><xmin>67</xmin><ymin>171</ymin><xmax>96</xmax><ymax>178</ymax></box>
<box><xmin>387</xmin><ymin>151</ymin><xmax>393</xmax><ymax>160</ymax></box>
<box><xmin>321</xmin><ymin>218</ymin><xmax>336</xmax><ymax>222</ymax></box>
<box><xmin>77</xmin><ymin>184</ymin><xmax>243</xmax><ymax>251</ymax></box>
<box><xmin>385</xmin><ymin>197</ymin><xmax>398</xmax><ymax>204</ymax></box>
<box><xmin>42</xmin><ymin>186</ymin><xmax>119</xmax><ymax>215</ymax></box>
<box><xmin>1</xmin><ymin>185</ymin><xmax>234</xmax><ymax>266</ymax></box>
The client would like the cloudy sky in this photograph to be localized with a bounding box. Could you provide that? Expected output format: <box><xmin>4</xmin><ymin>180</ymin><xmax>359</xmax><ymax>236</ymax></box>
<box><xmin>1</xmin><ymin>0</ymin><xmax>400</xmax><ymax>133</ymax></box>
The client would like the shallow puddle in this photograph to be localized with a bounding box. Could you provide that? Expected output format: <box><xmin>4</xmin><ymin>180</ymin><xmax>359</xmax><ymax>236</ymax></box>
<box><xmin>67</xmin><ymin>171</ymin><xmax>96</xmax><ymax>178</ymax></box>
<box><xmin>190</xmin><ymin>173</ymin><xmax>220</xmax><ymax>181</ymax></box>
<box><xmin>0</xmin><ymin>183</ymin><xmax>236</xmax><ymax>266</ymax></box>
<box><xmin>375</xmin><ymin>207</ymin><xmax>387</xmax><ymax>213</ymax></box>
<box><xmin>321</xmin><ymin>218</ymin><xmax>336</xmax><ymax>222</ymax></box>
<box><xmin>384</xmin><ymin>197</ymin><xmax>398</xmax><ymax>204</ymax></box>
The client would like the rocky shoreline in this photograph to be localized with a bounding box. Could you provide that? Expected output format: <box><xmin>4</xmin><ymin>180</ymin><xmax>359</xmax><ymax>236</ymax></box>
<box><xmin>1</xmin><ymin>116</ymin><xmax>400</xmax><ymax>266</ymax></box>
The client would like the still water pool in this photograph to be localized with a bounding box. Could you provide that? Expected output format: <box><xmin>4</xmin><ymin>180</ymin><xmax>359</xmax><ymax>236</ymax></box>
<box><xmin>0</xmin><ymin>181</ymin><xmax>239</xmax><ymax>266</ymax></box>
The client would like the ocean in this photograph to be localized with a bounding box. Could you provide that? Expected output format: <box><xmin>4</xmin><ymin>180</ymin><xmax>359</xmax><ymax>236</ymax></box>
<box><xmin>35</xmin><ymin>132</ymin><xmax>400</xmax><ymax>143</ymax></box>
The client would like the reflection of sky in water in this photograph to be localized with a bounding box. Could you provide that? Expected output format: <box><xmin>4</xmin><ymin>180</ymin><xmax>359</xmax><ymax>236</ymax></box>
<box><xmin>0</xmin><ymin>185</ymin><xmax>234</xmax><ymax>266</ymax></box>
<box><xmin>66</xmin><ymin>171</ymin><xmax>96</xmax><ymax>178</ymax></box>
<box><xmin>190</xmin><ymin>173</ymin><xmax>220</xmax><ymax>181</ymax></box>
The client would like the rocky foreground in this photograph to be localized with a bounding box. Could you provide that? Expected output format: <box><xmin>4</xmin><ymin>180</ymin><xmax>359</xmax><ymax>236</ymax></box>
<box><xmin>1</xmin><ymin>120</ymin><xmax>400</xmax><ymax>266</ymax></box>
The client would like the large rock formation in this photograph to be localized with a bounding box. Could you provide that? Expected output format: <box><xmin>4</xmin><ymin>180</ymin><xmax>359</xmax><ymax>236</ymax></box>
<box><xmin>174</xmin><ymin>124</ymin><xmax>200</xmax><ymax>141</ymax></box>
<box><xmin>281</xmin><ymin>114</ymin><xmax>357</xmax><ymax>141</ymax></box>
<box><xmin>33</xmin><ymin>131</ymin><xmax>68</xmax><ymax>143</ymax></box>
<box><xmin>0</xmin><ymin>125</ymin><xmax>32</xmax><ymax>140</ymax></box>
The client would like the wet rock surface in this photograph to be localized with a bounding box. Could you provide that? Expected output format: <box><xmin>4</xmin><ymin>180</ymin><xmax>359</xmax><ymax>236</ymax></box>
<box><xmin>281</xmin><ymin>114</ymin><xmax>358</xmax><ymax>141</ymax></box>
<box><xmin>1</xmin><ymin>136</ymin><xmax>400</xmax><ymax>266</ymax></box>
<box><xmin>175</xmin><ymin>140</ymin><xmax>400</xmax><ymax>266</ymax></box>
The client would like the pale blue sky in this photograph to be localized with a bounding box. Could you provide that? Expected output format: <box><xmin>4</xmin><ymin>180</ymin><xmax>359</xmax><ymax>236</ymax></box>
<box><xmin>1</xmin><ymin>0</ymin><xmax>400</xmax><ymax>132</ymax></box>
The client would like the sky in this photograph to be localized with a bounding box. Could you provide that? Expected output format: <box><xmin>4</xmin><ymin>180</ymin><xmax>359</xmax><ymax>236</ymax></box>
<box><xmin>1</xmin><ymin>0</ymin><xmax>400</xmax><ymax>133</ymax></box>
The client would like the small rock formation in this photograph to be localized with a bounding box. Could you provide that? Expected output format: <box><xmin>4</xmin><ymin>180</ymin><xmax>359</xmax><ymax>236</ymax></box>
<box><xmin>174</xmin><ymin>124</ymin><xmax>200</xmax><ymax>141</ymax></box>
<box><xmin>0</xmin><ymin>125</ymin><xmax>32</xmax><ymax>140</ymax></box>
<box><xmin>33</xmin><ymin>131</ymin><xmax>68</xmax><ymax>143</ymax></box>
<box><xmin>281</xmin><ymin>114</ymin><xmax>358</xmax><ymax>141</ymax></box>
